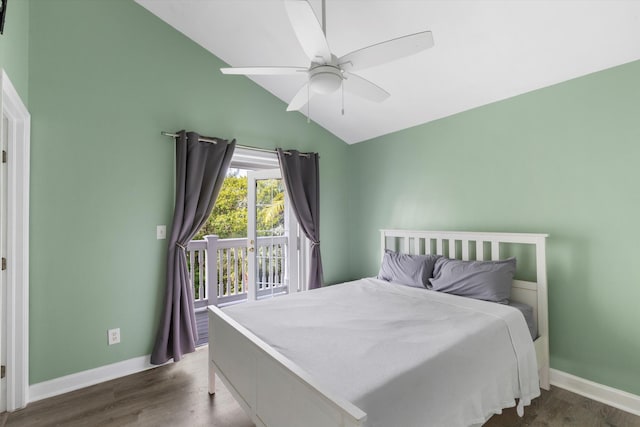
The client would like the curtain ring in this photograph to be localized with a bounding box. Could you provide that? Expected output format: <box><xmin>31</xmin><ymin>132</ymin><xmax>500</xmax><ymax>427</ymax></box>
<box><xmin>175</xmin><ymin>242</ymin><xmax>186</xmax><ymax>250</ymax></box>
<box><xmin>311</xmin><ymin>241</ymin><xmax>320</xmax><ymax>247</ymax></box>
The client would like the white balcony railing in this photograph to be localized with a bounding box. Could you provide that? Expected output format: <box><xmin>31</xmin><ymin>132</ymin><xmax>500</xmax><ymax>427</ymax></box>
<box><xmin>187</xmin><ymin>235</ymin><xmax>289</xmax><ymax>309</ymax></box>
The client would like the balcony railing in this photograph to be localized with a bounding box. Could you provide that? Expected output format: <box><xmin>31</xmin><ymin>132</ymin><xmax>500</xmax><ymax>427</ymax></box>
<box><xmin>187</xmin><ymin>235</ymin><xmax>289</xmax><ymax>309</ymax></box>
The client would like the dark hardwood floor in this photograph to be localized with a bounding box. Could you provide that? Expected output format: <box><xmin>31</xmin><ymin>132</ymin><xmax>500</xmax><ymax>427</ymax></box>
<box><xmin>483</xmin><ymin>385</ymin><xmax>640</xmax><ymax>427</ymax></box>
<box><xmin>2</xmin><ymin>347</ymin><xmax>638</xmax><ymax>426</ymax></box>
<box><xmin>1</xmin><ymin>347</ymin><xmax>252</xmax><ymax>427</ymax></box>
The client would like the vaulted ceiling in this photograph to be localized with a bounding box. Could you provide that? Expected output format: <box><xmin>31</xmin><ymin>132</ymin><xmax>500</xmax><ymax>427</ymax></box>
<box><xmin>136</xmin><ymin>0</ymin><xmax>640</xmax><ymax>144</ymax></box>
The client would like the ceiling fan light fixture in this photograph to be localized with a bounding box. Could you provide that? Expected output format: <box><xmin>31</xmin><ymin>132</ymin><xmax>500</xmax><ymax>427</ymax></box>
<box><xmin>309</xmin><ymin>65</ymin><xmax>342</xmax><ymax>94</ymax></box>
<box><xmin>221</xmin><ymin>0</ymin><xmax>433</xmax><ymax>113</ymax></box>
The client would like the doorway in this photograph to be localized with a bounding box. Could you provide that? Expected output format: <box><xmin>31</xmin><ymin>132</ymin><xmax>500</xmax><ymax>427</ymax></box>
<box><xmin>0</xmin><ymin>70</ymin><xmax>30</xmax><ymax>411</ymax></box>
<box><xmin>247</xmin><ymin>168</ymin><xmax>299</xmax><ymax>301</ymax></box>
<box><xmin>1</xmin><ymin>112</ymin><xmax>8</xmax><ymax>413</ymax></box>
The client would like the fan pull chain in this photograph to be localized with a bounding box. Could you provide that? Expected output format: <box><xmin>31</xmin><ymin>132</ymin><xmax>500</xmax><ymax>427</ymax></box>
<box><xmin>307</xmin><ymin>82</ymin><xmax>311</xmax><ymax>123</ymax></box>
<box><xmin>341</xmin><ymin>81</ymin><xmax>345</xmax><ymax>116</ymax></box>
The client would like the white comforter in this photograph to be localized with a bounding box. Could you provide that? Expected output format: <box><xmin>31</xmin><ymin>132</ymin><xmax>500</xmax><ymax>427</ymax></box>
<box><xmin>223</xmin><ymin>278</ymin><xmax>540</xmax><ymax>427</ymax></box>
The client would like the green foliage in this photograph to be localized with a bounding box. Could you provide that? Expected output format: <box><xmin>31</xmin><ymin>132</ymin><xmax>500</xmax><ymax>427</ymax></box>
<box><xmin>190</xmin><ymin>171</ymin><xmax>287</xmax><ymax>300</ymax></box>
<box><xmin>194</xmin><ymin>171</ymin><xmax>286</xmax><ymax>241</ymax></box>
<box><xmin>195</xmin><ymin>174</ymin><xmax>248</xmax><ymax>240</ymax></box>
<box><xmin>256</xmin><ymin>179</ymin><xmax>285</xmax><ymax>236</ymax></box>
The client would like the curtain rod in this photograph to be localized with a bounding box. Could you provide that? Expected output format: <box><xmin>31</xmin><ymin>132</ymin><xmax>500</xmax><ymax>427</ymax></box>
<box><xmin>161</xmin><ymin>131</ymin><xmax>310</xmax><ymax>157</ymax></box>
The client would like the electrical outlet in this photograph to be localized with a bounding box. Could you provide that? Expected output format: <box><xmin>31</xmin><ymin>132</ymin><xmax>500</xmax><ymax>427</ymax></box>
<box><xmin>108</xmin><ymin>328</ymin><xmax>121</xmax><ymax>346</ymax></box>
<box><xmin>157</xmin><ymin>225</ymin><xmax>166</xmax><ymax>240</ymax></box>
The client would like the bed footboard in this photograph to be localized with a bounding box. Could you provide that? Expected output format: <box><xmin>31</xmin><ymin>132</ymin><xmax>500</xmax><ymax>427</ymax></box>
<box><xmin>208</xmin><ymin>306</ymin><xmax>367</xmax><ymax>427</ymax></box>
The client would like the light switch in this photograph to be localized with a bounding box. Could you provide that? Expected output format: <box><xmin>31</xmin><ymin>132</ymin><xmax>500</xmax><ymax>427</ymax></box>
<box><xmin>157</xmin><ymin>225</ymin><xmax>167</xmax><ymax>240</ymax></box>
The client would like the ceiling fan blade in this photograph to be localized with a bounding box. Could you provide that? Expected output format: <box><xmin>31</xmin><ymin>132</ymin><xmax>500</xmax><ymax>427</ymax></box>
<box><xmin>339</xmin><ymin>31</ymin><xmax>434</xmax><ymax>72</ymax></box>
<box><xmin>343</xmin><ymin>72</ymin><xmax>390</xmax><ymax>103</ymax></box>
<box><xmin>284</xmin><ymin>0</ymin><xmax>332</xmax><ymax>63</ymax></box>
<box><xmin>220</xmin><ymin>66</ymin><xmax>307</xmax><ymax>75</ymax></box>
<box><xmin>287</xmin><ymin>83</ymin><xmax>314</xmax><ymax>111</ymax></box>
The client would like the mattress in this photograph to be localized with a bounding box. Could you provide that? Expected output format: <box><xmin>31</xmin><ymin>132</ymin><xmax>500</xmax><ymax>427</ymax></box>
<box><xmin>223</xmin><ymin>278</ymin><xmax>540</xmax><ymax>427</ymax></box>
<box><xmin>509</xmin><ymin>300</ymin><xmax>537</xmax><ymax>340</ymax></box>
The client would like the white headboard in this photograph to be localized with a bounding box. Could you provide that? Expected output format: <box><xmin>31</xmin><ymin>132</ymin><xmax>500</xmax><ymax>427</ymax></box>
<box><xmin>380</xmin><ymin>229</ymin><xmax>550</xmax><ymax>390</ymax></box>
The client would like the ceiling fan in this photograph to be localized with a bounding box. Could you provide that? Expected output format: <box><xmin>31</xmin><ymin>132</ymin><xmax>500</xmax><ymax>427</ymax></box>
<box><xmin>220</xmin><ymin>0</ymin><xmax>434</xmax><ymax>113</ymax></box>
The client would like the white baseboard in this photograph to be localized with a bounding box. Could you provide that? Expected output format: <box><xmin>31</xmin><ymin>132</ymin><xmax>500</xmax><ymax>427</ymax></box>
<box><xmin>550</xmin><ymin>368</ymin><xmax>640</xmax><ymax>416</ymax></box>
<box><xmin>29</xmin><ymin>354</ymin><xmax>164</xmax><ymax>403</ymax></box>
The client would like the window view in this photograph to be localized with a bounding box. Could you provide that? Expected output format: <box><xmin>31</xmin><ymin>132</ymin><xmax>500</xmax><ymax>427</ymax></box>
<box><xmin>194</xmin><ymin>168</ymin><xmax>248</xmax><ymax>241</ymax></box>
<box><xmin>253</xmin><ymin>176</ymin><xmax>287</xmax><ymax>297</ymax></box>
<box><xmin>193</xmin><ymin>168</ymin><xmax>285</xmax><ymax>241</ymax></box>
<box><xmin>189</xmin><ymin>168</ymin><xmax>293</xmax><ymax>312</ymax></box>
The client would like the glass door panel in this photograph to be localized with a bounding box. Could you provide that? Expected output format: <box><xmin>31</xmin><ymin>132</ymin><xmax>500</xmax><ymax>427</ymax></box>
<box><xmin>247</xmin><ymin>169</ymin><xmax>298</xmax><ymax>300</ymax></box>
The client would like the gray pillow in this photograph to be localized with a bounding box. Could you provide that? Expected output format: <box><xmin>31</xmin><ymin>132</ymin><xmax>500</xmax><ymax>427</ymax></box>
<box><xmin>428</xmin><ymin>257</ymin><xmax>516</xmax><ymax>304</ymax></box>
<box><xmin>378</xmin><ymin>250</ymin><xmax>441</xmax><ymax>288</ymax></box>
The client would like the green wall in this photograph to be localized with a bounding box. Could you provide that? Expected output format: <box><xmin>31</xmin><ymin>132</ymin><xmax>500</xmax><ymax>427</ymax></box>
<box><xmin>28</xmin><ymin>0</ymin><xmax>350</xmax><ymax>384</ymax></box>
<box><xmin>349</xmin><ymin>60</ymin><xmax>640</xmax><ymax>395</ymax></box>
<box><xmin>22</xmin><ymin>0</ymin><xmax>640</xmax><ymax>400</ymax></box>
<box><xmin>0</xmin><ymin>0</ymin><xmax>29</xmax><ymax>102</ymax></box>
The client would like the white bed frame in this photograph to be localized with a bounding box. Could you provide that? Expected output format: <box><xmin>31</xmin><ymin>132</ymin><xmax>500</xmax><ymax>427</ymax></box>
<box><xmin>208</xmin><ymin>229</ymin><xmax>549</xmax><ymax>427</ymax></box>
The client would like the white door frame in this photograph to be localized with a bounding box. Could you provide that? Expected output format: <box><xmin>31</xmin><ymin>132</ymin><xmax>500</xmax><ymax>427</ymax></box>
<box><xmin>0</xmin><ymin>69</ymin><xmax>30</xmax><ymax>411</ymax></box>
<box><xmin>247</xmin><ymin>169</ymin><xmax>297</xmax><ymax>301</ymax></box>
<box><xmin>247</xmin><ymin>169</ymin><xmax>276</xmax><ymax>301</ymax></box>
<box><xmin>231</xmin><ymin>148</ymin><xmax>306</xmax><ymax>299</ymax></box>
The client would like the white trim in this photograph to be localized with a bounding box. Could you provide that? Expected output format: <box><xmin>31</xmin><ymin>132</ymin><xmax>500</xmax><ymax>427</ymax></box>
<box><xmin>299</xmin><ymin>232</ymin><xmax>310</xmax><ymax>291</ymax></box>
<box><xmin>0</xmin><ymin>69</ymin><xmax>30</xmax><ymax>411</ymax></box>
<box><xmin>231</xmin><ymin>146</ymin><xmax>279</xmax><ymax>170</ymax></box>
<box><xmin>551</xmin><ymin>369</ymin><xmax>640</xmax><ymax>416</ymax></box>
<box><xmin>29</xmin><ymin>354</ymin><xmax>165</xmax><ymax>403</ymax></box>
<box><xmin>381</xmin><ymin>229</ymin><xmax>548</xmax><ymax>244</ymax></box>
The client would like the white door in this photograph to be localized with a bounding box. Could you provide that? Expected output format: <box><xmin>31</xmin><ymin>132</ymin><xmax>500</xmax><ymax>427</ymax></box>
<box><xmin>247</xmin><ymin>169</ymin><xmax>299</xmax><ymax>301</ymax></box>
<box><xmin>0</xmin><ymin>115</ymin><xmax>8</xmax><ymax>412</ymax></box>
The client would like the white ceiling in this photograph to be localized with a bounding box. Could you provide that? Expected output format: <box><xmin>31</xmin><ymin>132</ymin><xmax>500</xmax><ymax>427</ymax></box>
<box><xmin>136</xmin><ymin>0</ymin><xmax>640</xmax><ymax>144</ymax></box>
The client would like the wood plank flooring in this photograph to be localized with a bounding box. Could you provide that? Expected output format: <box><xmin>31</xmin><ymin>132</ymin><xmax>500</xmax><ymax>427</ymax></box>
<box><xmin>2</xmin><ymin>347</ymin><xmax>639</xmax><ymax>426</ymax></box>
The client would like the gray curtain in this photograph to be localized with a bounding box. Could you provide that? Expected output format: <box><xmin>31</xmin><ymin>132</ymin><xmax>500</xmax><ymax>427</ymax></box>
<box><xmin>151</xmin><ymin>131</ymin><xmax>235</xmax><ymax>365</ymax></box>
<box><xmin>277</xmin><ymin>149</ymin><xmax>323</xmax><ymax>289</ymax></box>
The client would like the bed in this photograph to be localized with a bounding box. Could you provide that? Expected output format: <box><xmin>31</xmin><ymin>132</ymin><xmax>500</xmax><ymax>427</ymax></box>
<box><xmin>208</xmin><ymin>229</ymin><xmax>549</xmax><ymax>427</ymax></box>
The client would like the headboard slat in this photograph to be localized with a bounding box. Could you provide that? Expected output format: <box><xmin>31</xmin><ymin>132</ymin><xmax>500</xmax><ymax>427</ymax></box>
<box><xmin>476</xmin><ymin>241</ymin><xmax>484</xmax><ymax>260</ymax></box>
<box><xmin>448</xmin><ymin>239</ymin><xmax>456</xmax><ymax>258</ymax></box>
<box><xmin>461</xmin><ymin>240</ymin><xmax>469</xmax><ymax>261</ymax></box>
<box><xmin>491</xmin><ymin>241</ymin><xmax>500</xmax><ymax>260</ymax></box>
